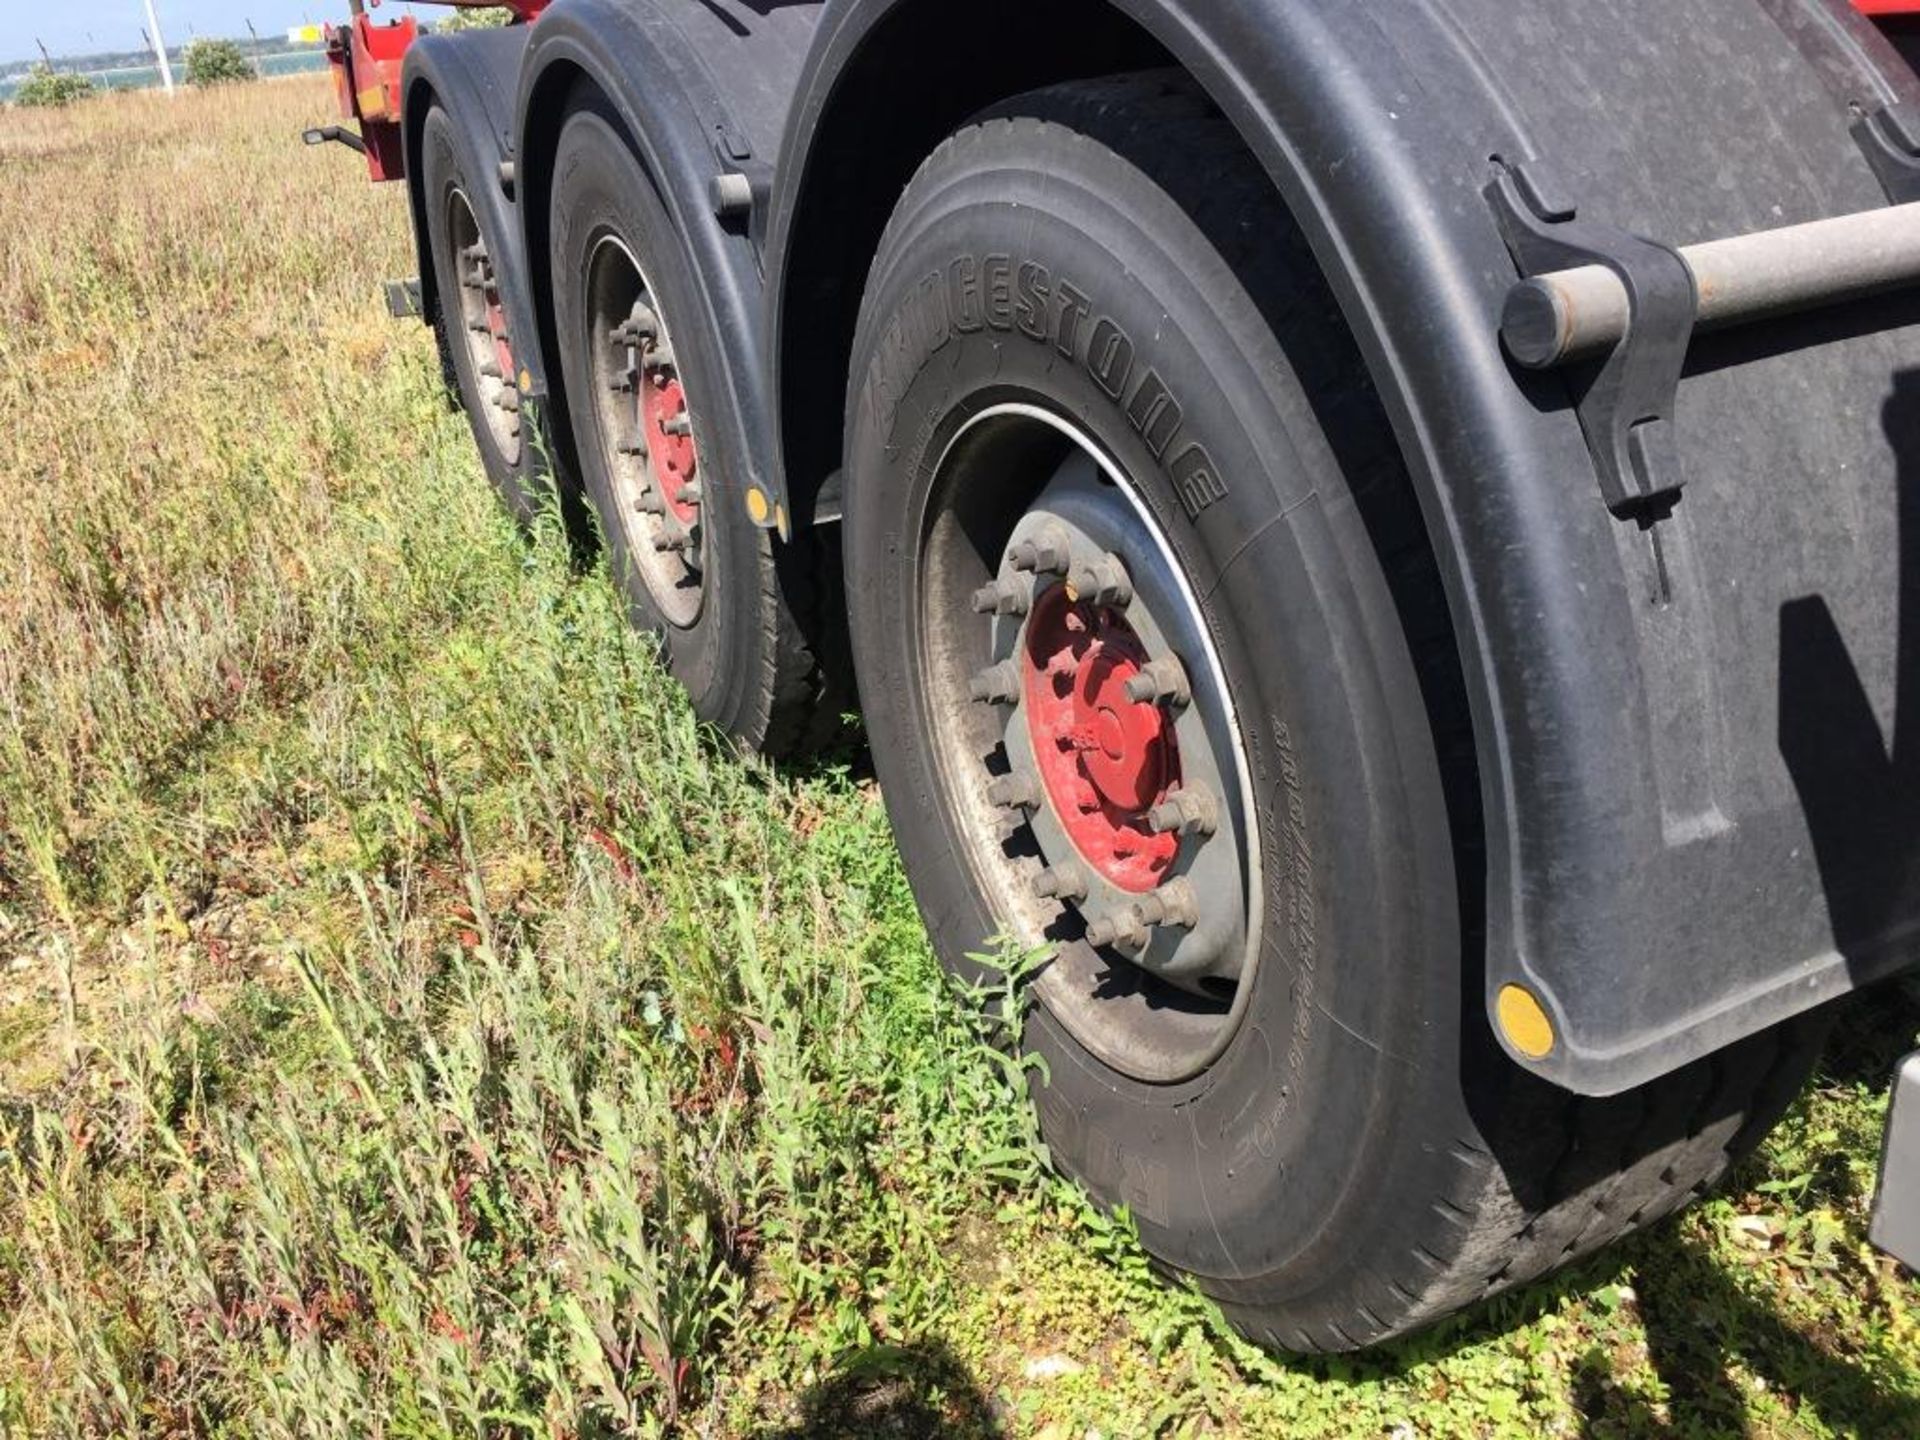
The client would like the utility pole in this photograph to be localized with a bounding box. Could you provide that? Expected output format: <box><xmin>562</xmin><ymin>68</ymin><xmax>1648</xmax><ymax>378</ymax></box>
<box><xmin>141</xmin><ymin>0</ymin><xmax>175</xmax><ymax>95</ymax></box>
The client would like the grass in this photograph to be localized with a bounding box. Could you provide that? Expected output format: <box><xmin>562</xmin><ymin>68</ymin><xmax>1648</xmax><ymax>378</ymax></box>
<box><xmin>0</xmin><ymin>75</ymin><xmax>1916</xmax><ymax>1439</ymax></box>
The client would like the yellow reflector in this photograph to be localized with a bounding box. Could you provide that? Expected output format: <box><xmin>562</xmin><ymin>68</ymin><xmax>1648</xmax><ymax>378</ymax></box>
<box><xmin>746</xmin><ymin>487</ymin><xmax>771</xmax><ymax>525</ymax></box>
<box><xmin>1497</xmin><ymin>984</ymin><xmax>1555</xmax><ymax>1060</ymax></box>
<box><xmin>518</xmin><ymin>369</ymin><xmax>532</xmax><ymax>393</ymax></box>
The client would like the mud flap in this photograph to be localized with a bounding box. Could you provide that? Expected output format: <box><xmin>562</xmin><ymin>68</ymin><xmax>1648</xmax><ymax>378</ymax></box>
<box><xmin>1872</xmin><ymin>1050</ymin><xmax>1920</xmax><ymax>1270</ymax></box>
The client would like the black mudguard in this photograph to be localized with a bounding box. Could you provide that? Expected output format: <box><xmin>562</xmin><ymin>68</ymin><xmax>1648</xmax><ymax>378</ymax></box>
<box><xmin>768</xmin><ymin>0</ymin><xmax>1920</xmax><ymax>1094</ymax></box>
<box><xmin>513</xmin><ymin>0</ymin><xmax>825</xmax><ymax>528</ymax></box>
<box><xmin>402</xmin><ymin>27</ymin><xmax>545</xmax><ymax>398</ymax></box>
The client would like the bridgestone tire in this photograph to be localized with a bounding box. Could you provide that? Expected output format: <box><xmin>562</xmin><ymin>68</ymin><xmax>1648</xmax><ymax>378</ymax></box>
<box><xmin>549</xmin><ymin>93</ymin><xmax>842</xmax><ymax>757</ymax></box>
<box><xmin>841</xmin><ymin>73</ymin><xmax>1826</xmax><ymax>1353</ymax></box>
<box><xmin>420</xmin><ymin>105</ymin><xmax>547</xmax><ymax>525</ymax></box>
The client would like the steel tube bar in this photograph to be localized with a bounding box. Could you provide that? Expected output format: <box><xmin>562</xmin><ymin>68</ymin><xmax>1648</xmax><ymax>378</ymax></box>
<box><xmin>1501</xmin><ymin>200</ymin><xmax>1920</xmax><ymax>368</ymax></box>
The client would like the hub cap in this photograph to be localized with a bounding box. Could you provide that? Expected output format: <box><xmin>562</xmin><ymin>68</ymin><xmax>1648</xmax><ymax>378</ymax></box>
<box><xmin>585</xmin><ymin>237</ymin><xmax>704</xmax><ymax>627</ymax></box>
<box><xmin>448</xmin><ymin>189</ymin><xmax>522</xmax><ymax>464</ymax></box>
<box><xmin>1021</xmin><ymin>584</ymin><xmax>1180</xmax><ymax>893</ymax></box>
<box><xmin>927</xmin><ymin>408</ymin><xmax>1260</xmax><ymax>1083</ymax></box>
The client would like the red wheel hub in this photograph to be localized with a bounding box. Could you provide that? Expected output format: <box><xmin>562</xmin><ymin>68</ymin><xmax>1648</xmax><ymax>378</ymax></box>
<box><xmin>1022</xmin><ymin>584</ymin><xmax>1180</xmax><ymax>892</ymax></box>
<box><xmin>486</xmin><ymin>294</ymin><xmax>515</xmax><ymax>381</ymax></box>
<box><xmin>642</xmin><ymin>370</ymin><xmax>699</xmax><ymax>525</ymax></box>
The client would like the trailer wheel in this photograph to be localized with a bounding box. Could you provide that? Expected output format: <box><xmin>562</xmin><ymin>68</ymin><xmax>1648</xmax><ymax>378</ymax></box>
<box><xmin>842</xmin><ymin>73</ymin><xmax>1827</xmax><ymax>1352</ymax></box>
<box><xmin>549</xmin><ymin>94</ymin><xmax>841</xmax><ymax>755</ymax></box>
<box><xmin>420</xmin><ymin>105</ymin><xmax>543</xmax><ymax>523</ymax></box>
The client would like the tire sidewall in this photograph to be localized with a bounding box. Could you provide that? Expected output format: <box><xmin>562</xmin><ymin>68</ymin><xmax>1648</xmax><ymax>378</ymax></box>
<box><xmin>844</xmin><ymin>123</ymin><xmax>1466</xmax><ymax>1300</ymax></box>
<box><xmin>549</xmin><ymin>102</ymin><xmax>772</xmax><ymax>737</ymax></box>
<box><xmin>420</xmin><ymin>107</ymin><xmax>537</xmax><ymax>521</ymax></box>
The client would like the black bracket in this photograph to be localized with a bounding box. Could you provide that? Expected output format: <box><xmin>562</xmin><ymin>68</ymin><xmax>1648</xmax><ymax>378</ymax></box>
<box><xmin>1486</xmin><ymin>161</ymin><xmax>1698</xmax><ymax>522</ymax></box>
<box><xmin>1852</xmin><ymin>101</ymin><xmax>1920</xmax><ymax>205</ymax></box>
<box><xmin>301</xmin><ymin>124</ymin><xmax>367</xmax><ymax>157</ymax></box>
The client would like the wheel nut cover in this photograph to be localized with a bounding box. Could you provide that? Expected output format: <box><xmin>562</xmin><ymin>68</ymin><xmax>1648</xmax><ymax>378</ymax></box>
<box><xmin>1021</xmin><ymin>583</ymin><xmax>1180</xmax><ymax>892</ymax></box>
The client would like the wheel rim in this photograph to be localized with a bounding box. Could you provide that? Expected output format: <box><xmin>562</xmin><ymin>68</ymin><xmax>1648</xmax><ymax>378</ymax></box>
<box><xmin>447</xmin><ymin>188</ymin><xmax>523</xmax><ymax>465</ymax></box>
<box><xmin>920</xmin><ymin>405</ymin><xmax>1261</xmax><ymax>1083</ymax></box>
<box><xmin>583</xmin><ymin>234</ymin><xmax>705</xmax><ymax>628</ymax></box>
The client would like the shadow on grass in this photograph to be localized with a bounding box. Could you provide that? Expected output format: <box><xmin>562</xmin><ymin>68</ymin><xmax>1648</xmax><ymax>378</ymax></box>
<box><xmin>1571</xmin><ymin>1227</ymin><xmax>1920</xmax><ymax>1439</ymax></box>
<box><xmin>750</xmin><ymin>1340</ymin><xmax>1003</xmax><ymax>1440</ymax></box>
<box><xmin>1335</xmin><ymin>1222</ymin><xmax>1920</xmax><ymax>1440</ymax></box>
<box><xmin>1325</xmin><ymin>980</ymin><xmax>1920</xmax><ymax>1436</ymax></box>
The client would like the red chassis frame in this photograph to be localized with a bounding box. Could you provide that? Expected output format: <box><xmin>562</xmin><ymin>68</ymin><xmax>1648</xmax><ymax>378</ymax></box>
<box><xmin>325</xmin><ymin>0</ymin><xmax>547</xmax><ymax>182</ymax></box>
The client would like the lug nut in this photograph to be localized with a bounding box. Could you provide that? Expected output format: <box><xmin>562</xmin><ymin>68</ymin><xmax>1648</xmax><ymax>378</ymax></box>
<box><xmin>1125</xmin><ymin>655</ymin><xmax>1191</xmax><ymax>709</ymax></box>
<box><xmin>1085</xmin><ymin>909</ymin><xmax>1149</xmax><ymax>954</ymax></box>
<box><xmin>970</xmin><ymin>576</ymin><xmax>1033</xmax><ymax>617</ymax></box>
<box><xmin>618</xmin><ymin>437</ymin><xmax>649</xmax><ymax>458</ymax></box>
<box><xmin>492</xmin><ymin>389</ymin><xmax>520</xmax><ymax>414</ymax></box>
<box><xmin>1147</xmin><ymin>786</ymin><xmax>1218</xmax><ymax>838</ymax></box>
<box><xmin>612</xmin><ymin>306</ymin><xmax>658</xmax><ymax>348</ymax></box>
<box><xmin>679</xmin><ymin>480</ymin><xmax>703</xmax><ymax>506</ymax></box>
<box><xmin>1134</xmin><ymin>878</ymin><xmax>1198</xmax><ymax>930</ymax></box>
<box><xmin>1009</xmin><ymin>523</ymin><xmax>1074</xmax><ymax>577</ymax></box>
<box><xmin>987</xmin><ymin>774</ymin><xmax>1042</xmax><ymax>811</ymax></box>
<box><xmin>969</xmin><ymin>660</ymin><xmax>1022</xmax><ymax>704</ymax></box>
<box><xmin>661</xmin><ymin>413</ymin><xmax>693</xmax><ymax>438</ymax></box>
<box><xmin>1067</xmin><ymin>553</ymin><xmax>1133</xmax><ymax>609</ymax></box>
<box><xmin>646</xmin><ymin>342</ymin><xmax>676</xmax><ymax>372</ymax></box>
<box><xmin>1033</xmin><ymin>863</ymin><xmax>1090</xmax><ymax>902</ymax></box>
<box><xmin>636</xmin><ymin>489</ymin><xmax>666</xmax><ymax>517</ymax></box>
<box><xmin>651</xmin><ymin>531</ymin><xmax>690</xmax><ymax>553</ymax></box>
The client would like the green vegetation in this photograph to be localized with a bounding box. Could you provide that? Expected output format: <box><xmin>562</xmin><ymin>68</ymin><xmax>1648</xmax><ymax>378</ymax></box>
<box><xmin>0</xmin><ymin>75</ymin><xmax>1915</xmax><ymax>1438</ymax></box>
<box><xmin>437</xmin><ymin>8</ymin><xmax>515</xmax><ymax>33</ymax></box>
<box><xmin>182</xmin><ymin>38</ymin><xmax>255</xmax><ymax>88</ymax></box>
<box><xmin>12</xmin><ymin>62</ymin><xmax>96</xmax><ymax>108</ymax></box>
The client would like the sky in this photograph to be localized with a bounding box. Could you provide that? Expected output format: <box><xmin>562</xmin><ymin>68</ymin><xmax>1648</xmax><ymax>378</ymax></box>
<box><xmin>0</xmin><ymin>0</ymin><xmax>439</xmax><ymax>65</ymax></box>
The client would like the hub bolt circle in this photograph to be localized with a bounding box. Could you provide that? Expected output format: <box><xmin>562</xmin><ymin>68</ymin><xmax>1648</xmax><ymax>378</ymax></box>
<box><xmin>987</xmin><ymin>774</ymin><xmax>1043</xmax><ymax>811</ymax></box>
<box><xmin>1033</xmin><ymin>863</ymin><xmax>1091</xmax><ymax>902</ymax></box>
<box><xmin>1085</xmin><ymin>909</ymin><xmax>1150</xmax><ymax>953</ymax></box>
<box><xmin>1147</xmin><ymin>786</ymin><xmax>1218</xmax><ymax>838</ymax></box>
<box><xmin>1124</xmin><ymin>655</ymin><xmax>1192</xmax><ymax>709</ymax></box>
<box><xmin>970</xmin><ymin>660</ymin><xmax>1023</xmax><ymax>704</ymax></box>
<box><xmin>1009</xmin><ymin>523</ymin><xmax>1074</xmax><ymax>577</ymax></box>
<box><xmin>1066</xmin><ymin>553</ymin><xmax>1133</xmax><ymax>609</ymax></box>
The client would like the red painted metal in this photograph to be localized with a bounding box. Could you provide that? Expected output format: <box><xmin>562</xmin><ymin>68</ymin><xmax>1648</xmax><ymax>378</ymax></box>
<box><xmin>485</xmin><ymin>289</ymin><xmax>515</xmax><ymax>384</ymax></box>
<box><xmin>324</xmin><ymin>3</ymin><xmax>549</xmax><ymax>184</ymax></box>
<box><xmin>326</xmin><ymin>12</ymin><xmax>415</xmax><ymax>181</ymax></box>
<box><xmin>1022</xmin><ymin>586</ymin><xmax>1179</xmax><ymax>894</ymax></box>
<box><xmin>642</xmin><ymin>372</ymin><xmax>700</xmax><ymax>525</ymax></box>
<box><xmin>1856</xmin><ymin>1</ymin><xmax>1920</xmax><ymax>13</ymax></box>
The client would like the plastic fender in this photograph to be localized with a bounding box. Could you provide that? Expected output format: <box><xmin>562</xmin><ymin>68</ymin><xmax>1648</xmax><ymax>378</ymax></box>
<box><xmin>768</xmin><ymin>0</ymin><xmax>1920</xmax><ymax>1094</ymax></box>
<box><xmin>514</xmin><ymin>0</ymin><xmax>824</xmax><ymax>531</ymax></box>
<box><xmin>403</xmin><ymin>27</ymin><xmax>544</xmax><ymax>398</ymax></box>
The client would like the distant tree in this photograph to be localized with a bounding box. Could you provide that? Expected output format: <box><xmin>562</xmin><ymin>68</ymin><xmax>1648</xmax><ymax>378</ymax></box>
<box><xmin>436</xmin><ymin>7</ymin><xmax>511</xmax><ymax>32</ymax></box>
<box><xmin>13</xmin><ymin>63</ymin><xmax>96</xmax><ymax>108</ymax></box>
<box><xmin>183</xmin><ymin>38</ymin><xmax>254</xmax><ymax>87</ymax></box>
